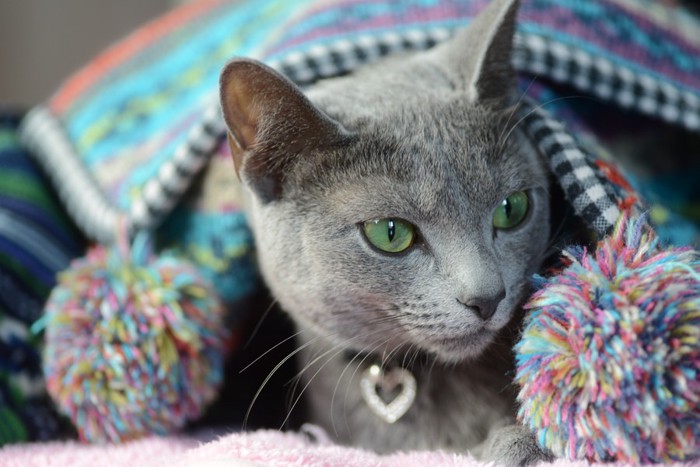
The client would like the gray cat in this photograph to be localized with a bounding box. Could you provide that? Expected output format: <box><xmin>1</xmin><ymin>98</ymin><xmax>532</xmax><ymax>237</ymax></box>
<box><xmin>220</xmin><ymin>0</ymin><xmax>552</xmax><ymax>464</ymax></box>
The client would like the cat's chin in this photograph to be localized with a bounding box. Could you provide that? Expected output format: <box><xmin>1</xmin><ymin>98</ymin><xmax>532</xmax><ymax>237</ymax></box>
<box><xmin>423</xmin><ymin>329</ymin><xmax>497</xmax><ymax>364</ymax></box>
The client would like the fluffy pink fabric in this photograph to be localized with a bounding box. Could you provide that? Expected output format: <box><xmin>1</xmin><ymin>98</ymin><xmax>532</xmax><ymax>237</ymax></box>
<box><xmin>0</xmin><ymin>428</ymin><xmax>687</xmax><ymax>466</ymax></box>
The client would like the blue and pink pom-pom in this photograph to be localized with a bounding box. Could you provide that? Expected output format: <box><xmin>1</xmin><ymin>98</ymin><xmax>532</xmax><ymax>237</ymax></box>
<box><xmin>516</xmin><ymin>215</ymin><xmax>700</xmax><ymax>463</ymax></box>
<box><xmin>40</xmin><ymin>232</ymin><xmax>226</xmax><ymax>443</ymax></box>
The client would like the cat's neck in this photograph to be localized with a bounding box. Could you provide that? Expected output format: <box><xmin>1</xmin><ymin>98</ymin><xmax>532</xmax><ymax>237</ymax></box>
<box><xmin>294</xmin><ymin>324</ymin><xmax>519</xmax><ymax>454</ymax></box>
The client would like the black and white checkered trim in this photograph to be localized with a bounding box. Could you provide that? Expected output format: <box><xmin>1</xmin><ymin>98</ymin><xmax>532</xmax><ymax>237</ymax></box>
<box><xmin>21</xmin><ymin>26</ymin><xmax>698</xmax><ymax>243</ymax></box>
<box><xmin>269</xmin><ymin>27</ymin><xmax>452</xmax><ymax>86</ymax></box>
<box><xmin>513</xmin><ymin>34</ymin><xmax>700</xmax><ymax>131</ymax></box>
<box><xmin>518</xmin><ymin>99</ymin><xmax>623</xmax><ymax>235</ymax></box>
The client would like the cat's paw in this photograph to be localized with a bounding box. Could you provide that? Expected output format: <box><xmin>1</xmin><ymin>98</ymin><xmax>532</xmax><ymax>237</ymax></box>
<box><xmin>482</xmin><ymin>425</ymin><xmax>553</xmax><ymax>466</ymax></box>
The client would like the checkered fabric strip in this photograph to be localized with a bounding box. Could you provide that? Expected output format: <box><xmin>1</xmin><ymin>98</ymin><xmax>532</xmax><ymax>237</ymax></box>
<box><xmin>20</xmin><ymin>96</ymin><xmax>228</xmax><ymax>242</ymax></box>
<box><xmin>518</xmin><ymin>100</ymin><xmax>632</xmax><ymax>236</ymax></box>
<box><xmin>18</xmin><ymin>26</ymin><xmax>670</xmax><ymax>241</ymax></box>
<box><xmin>513</xmin><ymin>34</ymin><xmax>700</xmax><ymax>132</ymax></box>
<box><xmin>18</xmin><ymin>24</ymin><xmax>458</xmax><ymax>243</ymax></box>
<box><xmin>271</xmin><ymin>27</ymin><xmax>452</xmax><ymax>86</ymax></box>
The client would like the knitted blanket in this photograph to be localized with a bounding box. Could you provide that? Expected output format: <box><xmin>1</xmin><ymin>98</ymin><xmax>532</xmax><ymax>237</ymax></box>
<box><xmin>18</xmin><ymin>0</ymin><xmax>700</xmax><ymax>307</ymax></box>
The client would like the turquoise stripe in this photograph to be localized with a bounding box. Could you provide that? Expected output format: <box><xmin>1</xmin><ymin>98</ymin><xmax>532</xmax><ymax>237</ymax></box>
<box><xmin>69</xmin><ymin>5</ymin><xmax>253</xmax><ymax>133</ymax></box>
<box><xmin>82</xmin><ymin>81</ymin><xmax>207</xmax><ymax>167</ymax></box>
<box><xmin>68</xmin><ymin>1</ymin><xmax>297</xmax><ymax>166</ymax></box>
<box><xmin>0</xmin><ymin>208</ymin><xmax>72</xmax><ymax>272</ymax></box>
<box><xmin>114</xmin><ymin>109</ymin><xmax>200</xmax><ymax>209</ymax></box>
<box><xmin>275</xmin><ymin>1</ymin><xmax>431</xmax><ymax>42</ymax></box>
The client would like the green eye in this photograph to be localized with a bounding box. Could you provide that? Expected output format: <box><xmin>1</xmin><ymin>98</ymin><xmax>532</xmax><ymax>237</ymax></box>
<box><xmin>493</xmin><ymin>191</ymin><xmax>529</xmax><ymax>230</ymax></box>
<box><xmin>363</xmin><ymin>218</ymin><xmax>416</xmax><ymax>253</ymax></box>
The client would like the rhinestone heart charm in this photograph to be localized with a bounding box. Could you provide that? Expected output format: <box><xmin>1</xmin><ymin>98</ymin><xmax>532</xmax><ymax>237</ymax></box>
<box><xmin>359</xmin><ymin>364</ymin><xmax>417</xmax><ymax>424</ymax></box>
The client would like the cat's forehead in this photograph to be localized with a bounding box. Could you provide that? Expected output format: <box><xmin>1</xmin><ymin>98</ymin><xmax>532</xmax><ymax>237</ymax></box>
<box><xmin>293</xmin><ymin>59</ymin><xmax>541</xmax><ymax>220</ymax></box>
<box><xmin>292</xmin><ymin>103</ymin><xmax>537</xmax><ymax>226</ymax></box>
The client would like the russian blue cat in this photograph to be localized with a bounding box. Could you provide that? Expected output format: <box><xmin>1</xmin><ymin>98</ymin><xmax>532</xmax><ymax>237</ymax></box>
<box><xmin>220</xmin><ymin>0</ymin><xmax>552</xmax><ymax>464</ymax></box>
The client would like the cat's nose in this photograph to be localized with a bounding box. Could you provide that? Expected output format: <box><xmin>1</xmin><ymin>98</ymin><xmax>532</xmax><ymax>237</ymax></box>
<box><xmin>458</xmin><ymin>289</ymin><xmax>505</xmax><ymax>321</ymax></box>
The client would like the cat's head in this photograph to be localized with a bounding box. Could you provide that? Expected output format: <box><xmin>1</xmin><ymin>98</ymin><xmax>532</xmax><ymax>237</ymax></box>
<box><xmin>220</xmin><ymin>0</ymin><xmax>550</xmax><ymax>364</ymax></box>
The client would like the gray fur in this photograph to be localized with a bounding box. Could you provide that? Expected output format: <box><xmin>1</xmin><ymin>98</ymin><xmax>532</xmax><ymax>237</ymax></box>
<box><xmin>220</xmin><ymin>0</ymin><xmax>552</xmax><ymax>464</ymax></box>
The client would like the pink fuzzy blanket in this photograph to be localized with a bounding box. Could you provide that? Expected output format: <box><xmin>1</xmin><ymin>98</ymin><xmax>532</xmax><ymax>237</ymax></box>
<box><xmin>2</xmin><ymin>427</ymin><xmax>691</xmax><ymax>467</ymax></box>
<box><xmin>0</xmin><ymin>427</ymin><xmax>577</xmax><ymax>467</ymax></box>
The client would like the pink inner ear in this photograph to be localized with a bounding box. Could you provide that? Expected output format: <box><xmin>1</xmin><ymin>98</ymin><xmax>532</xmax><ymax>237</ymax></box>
<box><xmin>227</xmin><ymin>133</ymin><xmax>244</xmax><ymax>175</ymax></box>
<box><xmin>220</xmin><ymin>61</ymin><xmax>265</xmax><ymax>151</ymax></box>
<box><xmin>219</xmin><ymin>58</ymin><xmax>348</xmax><ymax>199</ymax></box>
<box><xmin>220</xmin><ymin>60</ymin><xmax>277</xmax><ymax>175</ymax></box>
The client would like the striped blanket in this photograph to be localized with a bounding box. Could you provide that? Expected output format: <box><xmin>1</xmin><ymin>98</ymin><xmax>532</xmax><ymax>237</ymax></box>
<box><xmin>18</xmin><ymin>0</ymin><xmax>700</xmax><ymax>306</ymax></box>
<box><xmin>0</xmin><ymin>112</ymin><xmax>83</xmax><ymax>444</ymax></box>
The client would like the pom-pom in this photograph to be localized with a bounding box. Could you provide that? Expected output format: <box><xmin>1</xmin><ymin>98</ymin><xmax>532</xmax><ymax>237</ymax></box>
<box><xmin>41</xmin><ymin>232</ymin><xmax>227</xmax><ymax>443</ymax></box>
<box><xmin>516</xmin><ymin>215</ymin><xmax>700</xmax><ymax>463</ymax></box>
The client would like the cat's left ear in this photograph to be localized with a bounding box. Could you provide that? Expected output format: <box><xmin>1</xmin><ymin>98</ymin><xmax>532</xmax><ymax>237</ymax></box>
<box><xmin>430</xmin><ymin>0</ymin><xmax>519</xmax><ymax>103</ymax></box>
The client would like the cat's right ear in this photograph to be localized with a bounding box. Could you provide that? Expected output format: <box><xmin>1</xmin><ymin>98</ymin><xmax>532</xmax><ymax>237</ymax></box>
<box><xmin>219</xmin><ymin>58</ymin><xmax>346</xmax><ymax>202</ymax></box>
<box><xmin>428</xmin><ymin>0</ymin><xmax>519</xmax><ymax>104</ymax></box>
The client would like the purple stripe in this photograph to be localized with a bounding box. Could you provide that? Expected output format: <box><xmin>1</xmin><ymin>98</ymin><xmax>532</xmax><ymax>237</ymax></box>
<box><xmin>263</xmin><ymin>0</ymin><xmax>699</xmax><ymax>90</ymax></box>
<box><xmin>593</xmin><ymin>0</ymin><xmax>700</xmax><ymax>55</ymax></box>
<box><xmin>520</xmin><ymin>2</ymin><xmax>700</xmax><ymax>88</ymax></box>
<box><xmin>263</xmin><ymin>0</ymin><xmax>488</xmax><ymax>56</ymax></box>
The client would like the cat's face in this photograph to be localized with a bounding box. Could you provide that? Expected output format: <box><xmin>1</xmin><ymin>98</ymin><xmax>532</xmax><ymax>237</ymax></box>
<box><xmin>220</xmin><ymin>0</ymin><xmax>550</xmax><ymax>363</ymax></box>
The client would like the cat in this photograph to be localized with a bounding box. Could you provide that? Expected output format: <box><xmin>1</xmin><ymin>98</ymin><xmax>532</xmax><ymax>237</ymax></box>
<box><xmin>219</xmin><ymin>0</ymin><xmax>553</xmax><ymax>464</ymax></box>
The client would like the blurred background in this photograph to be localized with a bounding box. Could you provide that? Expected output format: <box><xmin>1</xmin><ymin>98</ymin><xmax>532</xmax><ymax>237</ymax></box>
<box><xmin>0</xmin><ymin>0</ymin><xmax>183</xmax><ymax>107</ymax></box>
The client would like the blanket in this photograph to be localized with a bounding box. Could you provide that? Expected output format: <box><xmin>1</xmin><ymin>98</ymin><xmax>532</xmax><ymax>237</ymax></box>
<box><xmin>18</xmin><ymin>0</ymin><xmax>700</xmax><ymax>306</ymax></box>
<box><xmin>0</xmin><ymin>427</ymin><xmax>638</xmax><ymax>466</ymax></box>
<box><xmin>0</xmin><ymin>112</ymin><xmax>84</xmax><ymax>444</ymax></box>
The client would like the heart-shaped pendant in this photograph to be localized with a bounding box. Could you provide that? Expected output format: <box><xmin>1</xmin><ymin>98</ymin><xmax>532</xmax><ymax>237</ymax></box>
<box><xmin>360</xmin><ymin>364</ymin><xmax>417</xmax><ymax>424</ymax></box>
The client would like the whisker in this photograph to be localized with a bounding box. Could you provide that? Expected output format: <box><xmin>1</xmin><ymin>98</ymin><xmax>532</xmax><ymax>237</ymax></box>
<box><xmin>286</xmin><ymin>326</ymin><xmax>390</xmax><ymax>387</ymax></box>
<box><xmin>329</xmin><ymin>334</ymin><xmax>392</xmax><ymax>437</ymax></box>
<box><xmin>239</xmin><ymin>328</ymin><xmax>305</xmax><ymax>374</ymax></box>
<box><xmin>498</xmin><ymin>74</ymin><xmax>540</xmax><ymax>147</ymax></box>
<box><xmin>280</xmin><ymin>337</ymin><xmax>363</xmax><ymax>430</ymax></box>
<box><xmin>282</xmin><ymin>334</ymin><xmax>333</xmax><ymax>416</ymax></box>
<box><xmin>498</xmin><ymin>94</ymin><xmax>602</xmax><ymax>154</ymax></box>
<box><xmin>408</xmin><ymin>344</ymin><xmax>425</xmax><ymax>370</ymax></box>
<box><xmin>243</xmin><ymin>297</ymin><xmax>280</xmax><ymax>350</ymax></box>
<box><xmin>426</xmin><ymin>352</ymin><xmax>438</xmax><ymax>381</ymax></box>
<box><xmin>243</xmin><ymin>334</ymin><xmax>319</xmax><ymax>429</ymax></box>
<box><xmin>278</xmin><ymin>326</ymin><xmax>393</xmax><ymax>433</ymax></box>
<box><xmin>381</xmin><ymin>340</ymin><xmax>408</xmax><ymax>368</ymax></box>
<box><xmin>400</xmin><ymin>342</ymin><xmax>417</xmax><ymax>369</ymax></box>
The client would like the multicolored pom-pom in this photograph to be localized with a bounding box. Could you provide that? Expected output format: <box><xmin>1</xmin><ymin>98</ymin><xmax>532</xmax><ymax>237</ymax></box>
<box><xmin>41</xmin><ymin>232</ymin><xmax>227</xmax><ymax>443</ymax></box>
<box><xmin>516</xmin><ymin>215</ymin><xmax>700</xmax><ymax>463</ymax></box>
